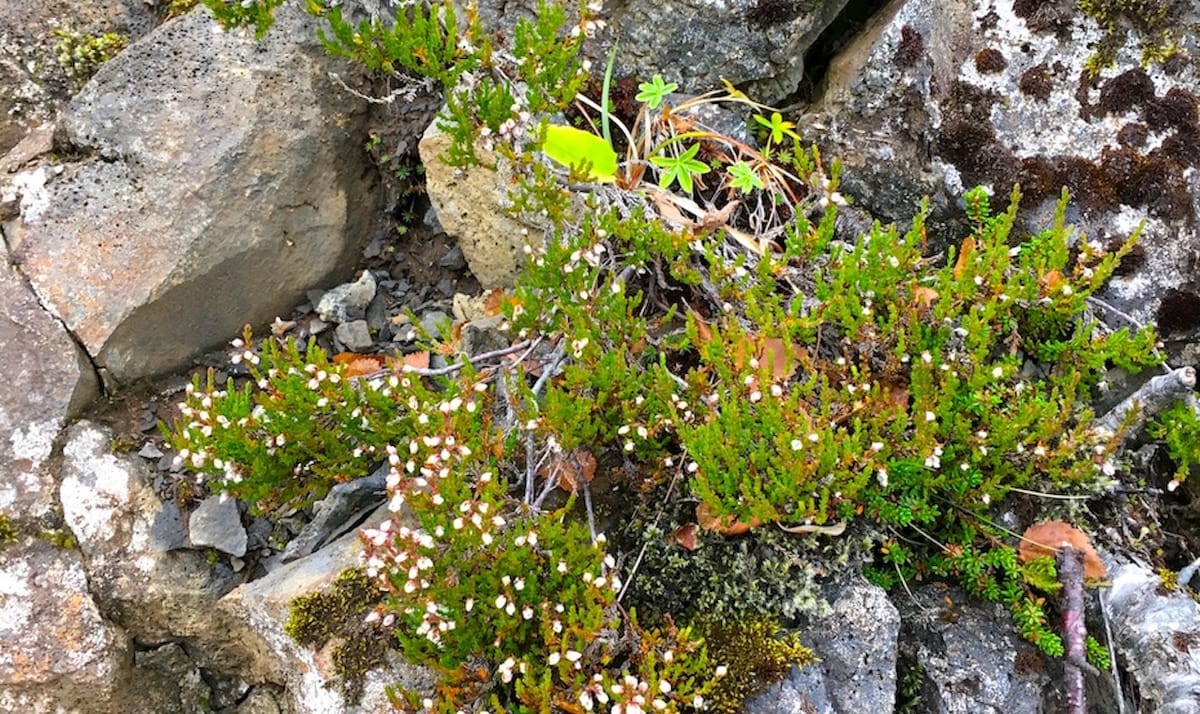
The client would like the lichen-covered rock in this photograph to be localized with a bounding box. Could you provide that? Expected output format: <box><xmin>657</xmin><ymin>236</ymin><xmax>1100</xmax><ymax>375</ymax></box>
<box><xmin>218</xmin><ymin>506</ymin><xmax>436</xmax><ymax>713</ymax></box>
<box><xmin>0</xmin><ymin>242</ymin><xmax>98</xmax><ymax>521</ymax></box>
<box><xmin>1106</xmin><ymin>562</ymin><xmax>1200</xmax><ymax>713</ymax></box>
<box><xmin>748</xmin><ymin>577</ymin><xmax>899</xmax><ymax>714</ymax></box>
<box><xmin>4</xmin><ymin>4</ymin><xmax>387</xmax><ymax>384</ymax></box>
<box><xmin>419</xmin><ymin>123</ymin><xmax>530</xmax><ymax>288</ymax></box>
<box><xmin>475</xmin><ymin>0</ymin><xmax>853</xmax><ymax>103</ymax></box>
<box><xmin>0</xmin><ymin>539</ymin><xmax>132</xmax><ymax>713</ymax></box>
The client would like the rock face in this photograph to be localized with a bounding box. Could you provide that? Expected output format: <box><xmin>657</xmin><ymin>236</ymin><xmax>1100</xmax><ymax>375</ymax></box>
<box><xmin>0</xmin><ymin>243</ymin><xmax>98</xmax><ymax>520</ymax></box>
<box><xmin>1106</xmin><ymin>563</ymin><xmax>1200</xmax><ymax>713</ymax></box>
<box><xmin>475</xmin><ymin>0</ymin><xmax>853</xmax><ymax>103</ymax></box>
<box><xmin>748</xmin><ymin>578</ymin><xmax>899</xmax><ymax>714</ymax></box>
<box><xmin>3</xmin><ymin>4</ymin><xmax>385</xmax><ymax>385</ymax></box>
<box><xmin>897</xmin><ymin>584</ymin><xmax>1055</xmax><ymax>714</ymax></box>
<box><xmin>0</xmin><ymin>539</ymin><xmax>132</xmax><ymax>713</ymax></box>
<box><xmin>419</xmin><ymin>125</ymin><xmax>531</xmax><ymax>288</ymax></box>
<box><xmin>801</xmin><ymin>0</ymin><xmax>1200</xmax><ymax>353</ymax></box>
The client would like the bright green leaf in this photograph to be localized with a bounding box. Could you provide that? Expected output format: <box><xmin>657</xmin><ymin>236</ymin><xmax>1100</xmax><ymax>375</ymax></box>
<box><xmin>541</xmin><ymin>125</ymin><xmax>618</xmax><ymax>182</ymax></box>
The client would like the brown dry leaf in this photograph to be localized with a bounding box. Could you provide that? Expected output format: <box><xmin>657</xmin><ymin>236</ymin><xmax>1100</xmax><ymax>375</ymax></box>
<box><xmin>913</xmin><ymin>286</ymin><xmax>940</xmax><ymax>311</ymax></box>
<box><xmin>696</xmin><ymin>501</ymin><xmax>762</xmax><ymax>535</ymax></box>
<box><xmin>881</xmin><ymin>380</ymin><xmax>910</xmax><ymax>411</ymax></box>
<box><xmin>696</xmin><ymin>200</ymin><xmax>740</xmax><ymax>233</ymax></box>
<box><xmin>953</xmin><ymin>236</ymin><xmax>976</xmax><ymax>280</ymax></box>
<box><xmin>1019</xmin><ymin>520</ymin><xmax>1107</xmax><ymax>581</ymax></box>
<box><xmin>760</xmin><ymin>337</ymin><xmax>799</xmax><ymax>381</ymax></box>
<box><xmin>671</xmin><ymin>523</ymin><xmax>699</xmax><ymax>551</ymax></box>
<box><xmin>778</xmin><ymin>521</ymin><xmax>847</xmax><ymax>536</ymax></box>
<box><xmin>399</xmin><ymin>351</ymin><xmax>431</xmax><ymax>371</ymax></box>
<box><xmin>483</xmin><ymin>288</ymin><xmax>508</xmax><ymax>317</ymax></box>
<box><xmin>540</xmin><ymin>448</ymin><xmax>597</xmax><ymax>493</ymax></box>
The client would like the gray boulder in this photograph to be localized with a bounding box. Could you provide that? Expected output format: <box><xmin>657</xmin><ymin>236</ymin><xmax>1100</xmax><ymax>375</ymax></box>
<box><xmin>896</xmin><ymin>584</ymin><xmax>1053</xmax><ymax>714</ymax></box>
<box><xmin>0</xmin><ymin>539</ymin><xmax>132</xmax><ymax>713</ymax></box>
<box><xmin>3</xmin><ymin>4</ymin><xmax>386</xmax><ymax>385</ymax></box>
<box><xmin>748</xmin><ymin>577</ymin><xmax>899</xmax><ymax>714</ymax></box>
<box><xmin>0</xmin><ymin>242</ymin><xmax>98</xmax><ymax>520</ymax></box>
<box><xmin>474</xmin><ymin>0</ymin><xmax>853</xmax><ymax>103</ymax></box>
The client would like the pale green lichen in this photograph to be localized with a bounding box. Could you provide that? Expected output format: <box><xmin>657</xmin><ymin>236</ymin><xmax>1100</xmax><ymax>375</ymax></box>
<box><xmin>1078</xmin><ymin>0</ymin><xmax>1187</xmax><ymax>76</ymax></box>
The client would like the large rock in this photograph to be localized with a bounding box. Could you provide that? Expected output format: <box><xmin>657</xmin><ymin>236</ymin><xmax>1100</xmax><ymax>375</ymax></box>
<box><xmin>0</xmin><ymin>0</ymin><xmax>156</xmax><ymax>154</ymax></box>
<box><xmin>802</xmin><ymin>0</ymin><xmax>1200</xmax><ymax>352</ymax></box>
<box><xmin>896</xmin><ymin>584</ymin><xmax>1054</xmax><ymax>714</ymax></box>
<box><xmin>3</xmin><ymin>4</ymin><xmax>386</xmax><ymax>385</ymax></box>
<box><xmin>1106</xmin><ymin>562</ymin><xmax>1200</xmax><ymax>713</ymax></box>
<box><xmin>748</xmin><ymin>577</ymin><xmax>899</xmax><ymax>713</ymax></box>
<box><xmin>420</xmin><ymin>124</ymin><xmax>531</xmax><ymax>288</ymax></box>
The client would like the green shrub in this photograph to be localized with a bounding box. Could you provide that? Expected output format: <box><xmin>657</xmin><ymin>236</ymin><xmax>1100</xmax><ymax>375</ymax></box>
<box><xmin>175</xmin><ymin>1</ymin><xmax>1176</xmax><ymax>709</ymax></box>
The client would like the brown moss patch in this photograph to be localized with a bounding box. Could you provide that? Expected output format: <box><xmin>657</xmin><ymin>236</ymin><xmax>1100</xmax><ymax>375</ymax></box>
<box><xmin>1018</xmin><ymin>65</ymin><xmax>1053</xmax><ymax>101</ymax></box>
<box><xmin>1099</xmin><ymin>68</ymin><xmax>1156</xmax><ymax>114</ymax></box>
<box><xmin>1116</xmin><ymin>122</ymin><xmax>1149</xmax><ymax>148</ymax></box>
<box><xmin>1156</xmin><ymin>289</ymin><xmax>1200</xmax><ymax>336</ymax></box>
<box><xmin>974</xmin><ymin>48</ymin><xmax>1007</xmax><ymax>74</ymax></box>
<box><xmin>894</xmin><ymin>26</ymin><xmax>925</xmax><ymax>68</ymax></box>
<box><xmin>1144</xmin><ymin>87</ymin><xmax>1199</xmax><ymax>133</ymax></box>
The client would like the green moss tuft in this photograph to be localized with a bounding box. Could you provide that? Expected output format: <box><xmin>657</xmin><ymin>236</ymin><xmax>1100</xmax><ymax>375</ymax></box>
<box><xmin>51</xmin><ymin>28</ymin><xmax>128</xmax><ymax>89</ymax></box>
<box><xmin>0</xmin><ymin>513</ymin><xmax>19</xmax><ymax>548</ymax></box>
<box><xmin>701</xmin><ymin>617</ymin><xmax>816</xmax><ymax>714</ymax></box>
<box><xmin>285</xmin><ymin>569</ymin><xmax>392</xmax><ymax>704</ymax></box>
<box><xmin>1077</xmin><ymin>0</ymin><xmax>1187</xmax><ymax>77</ymax></box>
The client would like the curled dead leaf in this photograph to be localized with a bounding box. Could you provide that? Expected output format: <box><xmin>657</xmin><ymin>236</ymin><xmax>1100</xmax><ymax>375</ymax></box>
<box><xmin>539</xmin><ymin>448</ymin><xmax>598</xmax><ymax>493</ymax></box>
<box><xmin>333</xmin><ymin>353</ymin><xmax>387</xmax><ymax>378</ymax></box>
<box><xmin>912</xmin><ymin>286</ymin><xmax>939</xmax><ymax>311</ymax></box>
<box><xmin>953</xmin><ymin>236</ymin><xmax>976</xmax><ymax>280</ymax></box>
<box><xmin>1019</xmin><ymin>520</ymin><xmax>1107</xmax><ymax>581</ymax></box>
<box><xmin>696</xmin><ymin>501</ymin><xmax>762</xmax><ymax>535</ymax></box>
<box><xmin>777</xmin><ymin>521</ymin><xmax>847</xmax><ymax>536</ymax></box>
<box><xmin>671</xmin><ymin>523</ymin><xmax>699</xmax><ymax>551</ymax></box>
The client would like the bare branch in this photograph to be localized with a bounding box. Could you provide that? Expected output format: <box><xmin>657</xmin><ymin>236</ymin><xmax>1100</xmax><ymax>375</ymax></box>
<box><xmin>1093</xmin><ymin>366</ymin><xmax>1196</xmax><ymax>437</ymax></box>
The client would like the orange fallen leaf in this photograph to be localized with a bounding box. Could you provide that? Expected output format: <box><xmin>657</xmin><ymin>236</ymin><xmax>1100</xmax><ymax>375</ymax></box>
<box><xmin>482</xmin><ymin>288</ymin><xmax>508</xmax><ymax>317</ymax></box>
<box><xmin>1039</xmin><ymin>269</ymin><xmax>1065</xmax><ymax>296</ymax></box>
<box><xmin>696</xmin><ymin>502</ymin><xmax>762</xmax><ymax>535</ymax></box>
<box><xmin>760</xmin><ymin>337</ymin><xmax>799</xmax><ymax>381</ymax></box>
<box><xmin>333</xmin><ymin>353</ymin><xmax>387</xmax><ymax>378</ymax></box>
<box><xmin>953</xmin><ymin>236</ymin><xmax>976</xmax><ymax>280</ymax></box>
<box><xmin>1019</xmin><ymin>520</ymin><xmax>1107</xmax><ymax>581</ymax></box>
<box><xmin>912</xmin><ymin>286</ymin><xmax>939</xmax><ymax>311</ymax></box>
<box><xmin>386</xmin><ymin>351</ymin><xmax>430</xmax><ymax>372</ymax></box>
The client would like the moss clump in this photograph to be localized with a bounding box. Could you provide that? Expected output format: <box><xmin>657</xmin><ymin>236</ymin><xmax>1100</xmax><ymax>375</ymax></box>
<box><xmin>37</xmin><ymin>528</ymin><xmax>77</xmax><ymax>550</ymax></box>
<box><xmin>51</xmin><ymin>28</ymin><xmax>128</xmax><ymax>89</ymax></box>
<box><xmin>167</xmin><ymin>0</ymin><xmax>201</xmax><ymax>17</ymax></box>
<box><xmin>0</xmin><ymin>514</ymin><xmax>19</xmax><ymax>548</ymax></box>
<box><xmin>285</xmin><ymin>568</ymin><xmax>392</xmax><ymax>704</ymax></box>
<box><xmin>1078</xmin><ymin>0</ymin><xmax>1187</xmax><ymax>77</ymax></box>
<box><xmin>701</xmin><ymin>617</ymin><xmax>816</xmax><ymax>714</ymax></box>
<box><xmin>620</xmin><ymin>521</ymin><xmax>864</xmax><ymax>623</ymax></box>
